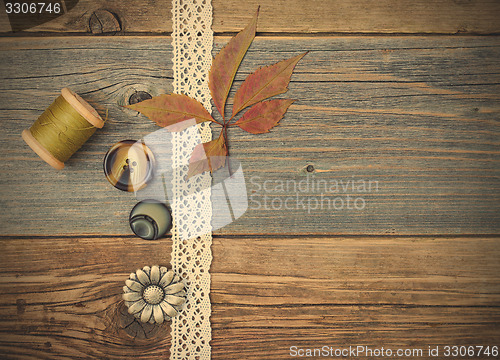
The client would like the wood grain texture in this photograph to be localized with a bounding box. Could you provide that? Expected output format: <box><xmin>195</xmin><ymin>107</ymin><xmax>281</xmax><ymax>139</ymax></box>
<box><xmin>0</xmin><ymin>0</ymin><xmax>499</xmax><ymax>34</ymax></box>
<box><xmin>0</xmin><ymin>36</ymin><xmax>498</xmax><ymax>236</ymax></box>
<box><xmin>0</xmin><ymin>235</ymin><xmax>498</xmax><ymax>359</ymax></box>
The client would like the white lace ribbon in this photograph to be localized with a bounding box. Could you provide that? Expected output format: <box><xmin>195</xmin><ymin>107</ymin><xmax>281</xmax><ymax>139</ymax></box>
<box><xmin>170</xmin><ymin>0</ymin><xmax>213</xmax><ymax>359</ymax></box>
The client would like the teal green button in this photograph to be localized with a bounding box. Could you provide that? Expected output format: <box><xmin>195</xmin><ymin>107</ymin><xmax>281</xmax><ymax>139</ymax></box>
<box><xmin>129</xmin><ymin>200</ymin><xmax>172</xmax><ymax>240</ymax></box>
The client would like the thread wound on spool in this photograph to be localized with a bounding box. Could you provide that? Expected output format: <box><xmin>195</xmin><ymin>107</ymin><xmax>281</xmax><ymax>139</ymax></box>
<box><xmin>21</xmin><ymin>129</ymin><xmax>64</xmax><ymax>170</ymax></box>
<box><xmin>22</xmin><ymin>88</ymin><xmax>104</xmax><ymax>170</ymax></box>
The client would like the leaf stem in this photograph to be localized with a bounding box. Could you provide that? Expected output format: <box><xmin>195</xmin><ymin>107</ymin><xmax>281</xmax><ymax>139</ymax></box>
<box><xmin>222</xmin><ymin>124</ymin><xmax>232</xmax><ymax>176</ymax></box>
<box><xmin>224</xmin><ymin>126</ymin><xmax>229</xmax><ymax>156</ymax></box>
<box><xmin>223</xmin><ymin>113</ymin><xmax>239</xmax><ymax>128</ymax></box>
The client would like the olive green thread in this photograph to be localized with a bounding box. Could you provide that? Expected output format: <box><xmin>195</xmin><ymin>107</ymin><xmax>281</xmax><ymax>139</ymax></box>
<box><xmin>29</xmin><ymin>95</ymin><xmax>104</xmax><ymax>162</ymax></box>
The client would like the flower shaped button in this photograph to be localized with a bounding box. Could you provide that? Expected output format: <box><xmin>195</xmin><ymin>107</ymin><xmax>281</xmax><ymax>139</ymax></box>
<box><xmin>123</xmin><ymin>265</ymin><xmax>186</xmax><ymax>324</ymax></box>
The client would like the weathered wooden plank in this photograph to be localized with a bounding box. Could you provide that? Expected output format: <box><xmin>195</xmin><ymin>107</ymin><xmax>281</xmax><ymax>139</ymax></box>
<box><xmin>1</xmin><ymin>0</ymin><xmax>500</xmax><ymax>34</ymax></box>
<box><xmin>0</xmin><ymin>236</ymin><xmax>498</xmax><ymax>358</ymax></box>
<box><xmin>212</xmin><ymin>0</ymin><xmax>500</xmax><ymax>34</ymax></box>
<box><xmin>211</xmin><ymin>306</ymin><xmax>500</xmax><ymax>360</ymax></box>
<box><xmin>0</xmin><ymin>36</ymin><xmax>499</xmax><ymax>236</ymax></box>
<box><xmin>211</xmin><ymin>236</ymin><xmax>500</xmax><ymax>306</ymax></box>
<box><xmin>0</xmin><ymin>236</ymin><xmax>173</xmax><ymax>359</ymax></box>
<box><xmin>2</xmin><ymin>305</ymin><xmax>498</xmax><ymax>360</ymax></box>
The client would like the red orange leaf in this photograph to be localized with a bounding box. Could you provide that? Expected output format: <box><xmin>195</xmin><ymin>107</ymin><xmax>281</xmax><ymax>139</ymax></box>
<box><xmin>126</xmin><ymin>94</ymin><xmax>216</xmax><ymax>132</ymax></box>
<box><xmin>234</xmin><ymin>99</ymin><xmax>294</xmax><ymax>134</ymax></box>
<box><xmin>209</xmin><ymin>8</ymin><xmax>259</xmax><ymax>120</ymax></box>
<box><xmin>187</xmin><ymin>133</ymin><xmax>227</xmax><ymax>178</ymax></box>
<box><xmin>231</xmin><ymin>52</ymin><xmax>307</xmax><ymax>118</ymax></box>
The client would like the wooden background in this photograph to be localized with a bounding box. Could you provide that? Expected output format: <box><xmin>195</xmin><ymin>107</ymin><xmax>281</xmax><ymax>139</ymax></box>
<box><xmin>0</xmin><ymin>0</ymin><xmax>499</xmax><ymax>358</ymax></box>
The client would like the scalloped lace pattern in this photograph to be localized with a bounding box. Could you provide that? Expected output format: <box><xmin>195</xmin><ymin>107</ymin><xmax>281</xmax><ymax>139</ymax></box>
<box><xmin>170</xmin><ymin>0</ymin><xmax>213</xmax><ymax>359</ymax></box>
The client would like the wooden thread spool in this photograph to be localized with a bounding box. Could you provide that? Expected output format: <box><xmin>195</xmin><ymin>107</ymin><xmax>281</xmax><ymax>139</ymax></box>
<box><xmin>22</xmin><ymin>88</ymin><xmax>104</xmax><ymax>170</ymax></box>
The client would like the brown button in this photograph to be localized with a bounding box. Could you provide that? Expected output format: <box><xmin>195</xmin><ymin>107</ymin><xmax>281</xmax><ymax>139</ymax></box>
<box><xmin>103</xmin><ymin>140</ymin><xmax>155</xmax><ymax>192</ymax></box>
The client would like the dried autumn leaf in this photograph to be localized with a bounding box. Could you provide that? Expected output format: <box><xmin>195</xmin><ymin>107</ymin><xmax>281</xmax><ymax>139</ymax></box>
<box><xmin>187</xmin><ymin>134</ymin><xmax>227</xmax><ymax>178</ymax></box>
<box><xmin>231</xmin><ymin>52</ymin><xmax>307</xmax><ymax>118</ymax></box>
<box><xmin>209</xmin><ymin>8</ymin><xmax>259</xmax><ymax>120</ymax></box>
<box><xmin>126</xmin><ymin>94</ymin><xmax>216</xmax><ymax>132</ymax></box>
<box><xmin>234</xmin><ymin>99</ymin><xmax>294</xmax><ymax>134</ymax></box>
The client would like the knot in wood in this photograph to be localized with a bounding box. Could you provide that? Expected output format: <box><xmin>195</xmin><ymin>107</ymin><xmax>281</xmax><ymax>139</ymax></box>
<box><xmin>129</xmin><ymin>91</ymin><xmax>153</xmax><ymax>105</ymax></box>
<box><xmin>89</xmin><ymin>10</ymin><xmax>121</xmax><ymax>34</ymax></box>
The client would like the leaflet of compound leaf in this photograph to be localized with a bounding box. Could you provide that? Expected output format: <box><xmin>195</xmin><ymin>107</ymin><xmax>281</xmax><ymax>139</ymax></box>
<box><xmin>127</xmin><ymin>7</ymin><xmax>307</xmax><ymax>178</ymax></box>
